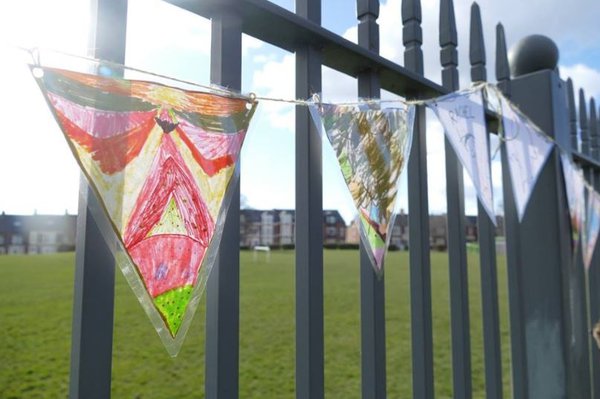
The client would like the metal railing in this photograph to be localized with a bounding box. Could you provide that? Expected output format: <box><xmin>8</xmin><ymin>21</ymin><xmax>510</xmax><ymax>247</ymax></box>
<box><xmin>69</xmin><ymin>0</ymin><xmax>600</xmax><ymax>398</ymax></box>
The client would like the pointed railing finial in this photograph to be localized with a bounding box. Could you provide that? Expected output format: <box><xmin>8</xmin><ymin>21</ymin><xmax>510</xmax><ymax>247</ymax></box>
<box><xmin>566</xmin><ymin>78</ymin><xmax>578</xmax><ymax>152</ymax></box>
<box><xmin>590</xmin><ymin>97</ymin><xmax>598</xmax><ymax>160</ymax></box>
<box><xmin>469</xmin><ymin>2</ymin><xmax>486</xmax><ymax>82</ymax></box>
<box><xmin>580</xmin><ymin>89</ymin><xmax>590</xmax><ymax>156</ymax></box>
<box><xmin>357</xmin><ymin>0</ymin><xmax>380</xmax><ymax>53</ymax></box>
<box><xmin>439</xmin><ymin>0</ymin><xmax>458</xmax><ymax>90</ymax></box>
<box><xmin>495</xmin><ymin>23</ymin><xmax>510</xmax><ymax>95</ymax></box>
<box><xmin>403</xmin><ymin>0</ymin><xmax>424</xmax><ymax>74</ymax></box>
<box><xmin>440</xmin><ymin>0</ymin><xmax>457</xmax><ymax>46</ymax></box>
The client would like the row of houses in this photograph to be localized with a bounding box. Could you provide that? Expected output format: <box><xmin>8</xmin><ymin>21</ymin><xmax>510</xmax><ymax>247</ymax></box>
<box><xmin>240</xmin><ymin>209</ymin><xmax>347</xmax><ymax>247</ymax></box>
<box><xmin>241</xmin><ymin>209</ymin><xmax>504</xmax><ymax>250</ymax></box>
<box><xmin>0</xmin><ymin>210</ymin><xmax>347</xmax><ymax>254</ymax></box>
<box><xmin>0</xmin><ymin>210</ymin><xmax>504</xmax><ymax>254</ymax></box>
<box><xmin>351</xmin><ymin>212</ymin><xmax>495</xmax><ymax>251</ymax></box>
<box><xmin>0</xmin><ymin>212</ymin><xmax>77</xmax><ymax>255</ymax></box>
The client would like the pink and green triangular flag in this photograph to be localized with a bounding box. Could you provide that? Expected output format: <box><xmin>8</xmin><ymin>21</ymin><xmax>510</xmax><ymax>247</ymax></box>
<box><xmin>31</xmin><ymin>65</ymin><xmax>256</xmax><ymax>355</ymax></box>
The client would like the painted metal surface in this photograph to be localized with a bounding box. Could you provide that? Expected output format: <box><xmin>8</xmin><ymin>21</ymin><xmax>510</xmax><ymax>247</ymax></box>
<box><xmin>69</xmin><ymin>0</ymin><xmax>127</xmax><ymax>398</ymax></box>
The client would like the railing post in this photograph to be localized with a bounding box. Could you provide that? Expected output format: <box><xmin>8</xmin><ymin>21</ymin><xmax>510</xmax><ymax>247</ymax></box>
<box><xmin>295</xmin><ymin>1</ymin><xmax>324</xmax><ymax>398</ymax></box>
<box><xmin>470</xmin><ymin>4</ymin><xmax>503</xmax><ymax>399</ymax></box>
<box><xmin>206</xmin><ymin>5</ymin><xmax>242</xmax><ymax>398</ymax></box>
<box><xmin>567</xmin><ymin>79</ymin><xmax>594</xmax><ymax>398</ymax></box>
<box><xmin>439</xmin><ymin>1</ymin><xmax>472</xmax><ymax>397</ymax></box>
<box><xmin>355</xmin><ymin>1</ymin><xmax>386</xmax><ymax>398</ymax></box>
<box><xmin>496</xmin><ymin>23</ymin><xmax>529</xmax><ymax>399</ymax></box>
<box><xmin>585</xmin><ymin>94</ymin><xmax>600</xmax><ymax>398</ymax></box>
<box><xmin>563</xmin><ymin>94</ymin><xmax>598</xmax><ymax>398</ymax></box>
<box><xmin>577</xmin><ymin>90</ymin><xmax>599</xmax><ymax>398</ymax></box>
<box><xmin>507</xmin><ymin>35</ymin><xmax>577</xmax><ymax>398</ymax></box>
<box><xmin>69</xmin><ymin>1</ymin><xmax>127</xmax><ymax>398</ymax></box>
<box><xmin>402</xmin><ymin>1</ymin><xmax>434</xmax><ymax>398</ymax></box>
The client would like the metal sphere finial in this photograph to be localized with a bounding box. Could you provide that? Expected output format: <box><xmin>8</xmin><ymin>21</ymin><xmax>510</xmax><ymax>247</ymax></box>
<box><xmin>508</xmin><ymin>34</ymin><xmax>559</xmax><ymax>77</ymax></box>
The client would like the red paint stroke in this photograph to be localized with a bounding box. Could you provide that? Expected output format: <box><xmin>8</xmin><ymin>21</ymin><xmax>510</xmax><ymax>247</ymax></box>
<box><xmin>54</xmin><ymin>107</ymin><xmax>157</xmax><ymax>175</ymax></box>
<box><xmin>48</xmin><ymin>93</ymin><xmax>156</xmax><ymax>139</ymax></box>
<box><xmin>124</xmin><ymin>134</ymin><xmax>214</xmax><ymax>250</ymax></box>
<box><xmin>128</xmin><ymin>235</ymin><xmax>206</xmax><ymax>297</ymax></box>
<box><xmin>176</xmin><ymin>118</ymin><xmax>245</xmax><ymax>176</ymax></box>
<box><xmin>360</xmin><ymin>208</ymin><xmax>386</xmax><ymax>242</ymax></box>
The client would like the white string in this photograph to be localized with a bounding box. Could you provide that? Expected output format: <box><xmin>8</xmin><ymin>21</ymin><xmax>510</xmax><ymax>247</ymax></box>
<box><xmin>17</xmin><ymin>46</ymin><xmax>254</xmax><ymax>101</ymax></box>
<box><xmin>18</xmin><ymin>46</ymin><xmax>596</xmax><ymax>191</ymax></box>
<box><xmin>16</xmin><ymin>46</ymin><xmax>488</xmax><ymax>107</ymax></box>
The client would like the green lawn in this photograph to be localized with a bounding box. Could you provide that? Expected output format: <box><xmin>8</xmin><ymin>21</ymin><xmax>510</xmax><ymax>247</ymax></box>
<box><xmin>0</xmin><ymin>250</ymin><xmax>512</xmax><ymax>398</ymax></box>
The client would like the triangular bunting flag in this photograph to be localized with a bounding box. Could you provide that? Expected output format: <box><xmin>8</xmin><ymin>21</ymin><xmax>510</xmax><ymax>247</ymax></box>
<box><xmin>32</xmin><ymin>66</ymin><xmax>256</xmax><ymax>355</ymax></box>
<box><xmin>428</xmin><ymin>88</ymin><xmax>495</xmax><ymax>223</ymax></box>
<box><xmin>584</xmin><ymin>189</ymin><xmax>600</xmax><ymax>270</ymax></box>
<box><xmin>560</xmin><ymin>154</ymin><xmax>586</xmax><ymax>252</ymax></box>
<box><xmin>310</xmin><ymin>102</ymin><xmax>415</xmax><ymax>274</ymax></box>
<box><xmin>498</xmin><ymin>93</ymin><xmax>554</xmax><ymax>221</ymax></box>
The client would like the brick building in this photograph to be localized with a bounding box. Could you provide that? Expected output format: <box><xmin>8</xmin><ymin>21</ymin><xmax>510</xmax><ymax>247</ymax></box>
<box><xmin>240</xmin><ymin>209</ymin><xmax>345</xmax><ymax>248</ymax></box>
<box><xmin>0</xmin><ymin>212</ymin><xmax>77</xmax><ymax>255</ymax></box>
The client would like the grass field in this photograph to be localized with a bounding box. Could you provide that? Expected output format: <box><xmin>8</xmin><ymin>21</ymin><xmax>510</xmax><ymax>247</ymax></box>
<box><xmin>0</xmin><ymin>250</ymin><xmax>512</xmax><ymax>398</ymax></box>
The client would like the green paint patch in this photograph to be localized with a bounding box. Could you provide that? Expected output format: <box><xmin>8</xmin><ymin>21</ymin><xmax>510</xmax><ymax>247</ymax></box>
<box><xmin>153</xmin><ymin>285</ymin><xmax>193</xmax><ymax>337</ymax></box>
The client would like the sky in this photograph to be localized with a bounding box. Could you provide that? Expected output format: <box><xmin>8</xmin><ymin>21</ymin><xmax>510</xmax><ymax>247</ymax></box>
<box><xmin>0</xmin><ymin>0</ymin><xmax>599</xmax><ymax>225</ymax></box>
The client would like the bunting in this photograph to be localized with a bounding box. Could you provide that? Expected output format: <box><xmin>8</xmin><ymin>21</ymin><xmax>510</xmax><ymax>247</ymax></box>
<box><xmin>584</xmin><ymin>189</ymin><xmax>600</xmax><ymax>270</ymax></box>
<box><xmin>32</xmin><ymin>66</ymin><xmax>257</xmax><ymax>355</ymax></box>
<box><xmin>560</xmin><ymin>154</ymin><xmax>586</xmax><ymax>252</ymax></box>
<box><xmin>499</xmin><ymin>92</ymin><xmax>554</xmax><ymax>221</ymax></box>
<box><xmin>26</xmin><ymin>56</ymin><xmax>600</xmax><ymax>351</ymax></box>
<box><xmin>310</xmin><ymin>103</ymin><xmax>415</xmax><ymax>274</ymax></box>
<box><xmin>428</xmin><ymin>89</ymin><xmax>495</xmax><ymax>223</ymax></box>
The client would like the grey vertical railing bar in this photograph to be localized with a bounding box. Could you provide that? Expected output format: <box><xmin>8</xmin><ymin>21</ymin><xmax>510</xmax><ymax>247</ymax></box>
<box><xmin>567</xmin><ymin>79</ymin><xmax>578</xmax><ymax>152</ymax></box>
<box><xmin>402</xmin><ymin>1</ymin><xmax>434</xmax><ymax>398</ymax></box>
<box><xmin>592</xmin><ymin>172</ymin><xmax>600</xmax><ymax>399</ymax></box>
<box><xmin>495</xmin><ymin>22</ymin><xmax>528</xmax><ymax>399</ymax></box>
<box><xmin>568</xmin><ymin>81</ymin><xmax>596</xmax><ymax>399</ymax></box>
<box><xmin>580</xmin><ymin>99</ymin><xmax>596</xmax><ymax>399</ymax></box>
<box><xmin>68</xmin><ymin>1</ymin><xmax>127</xmax><ymax>398</ymax></box>
<box><xmin>585</xmin><ymin>97</ymin><xmax>599</xmax><ymax>399</ymax></box>
<box><xmin>295</xmin><ymin>1</ymin><xmax>324</xmax><ymax>398</ymax></box>
<box><xmin>580</xmin><ymin>102</ymin><xmax>595</xmax><ymax>399</ymax></box>
<box><xmin>471</xmin><ymin>4</ymin><xmax>503</xmax><ymax>399</ymax></box>
<box><xmin>589</xmin><ymin>98</ymin><xmax>600</xmax><ymax>398</ymax></box>
<box><xmin>590</xmin><ymin>99</ymin><xmax>598</xmax><ymax>160</ymax></box>
<box><xmin>206</xmin><ymin>7</ymin><xmax>242</xmax><ymax>399</ymax></box>
<box><xmin>440</xmin><ymin>1</ymin><xmax>472</xmax><ymax>397</ymax></box>
<box><xmin>580</xmin><ymin>90</ymin><xmax>590</xmax><ymax>157</ymax></box>
<box><xmin>356</xmin><ymin>1</ymin><xmax>387</xmax><ymax>398</ymax></box>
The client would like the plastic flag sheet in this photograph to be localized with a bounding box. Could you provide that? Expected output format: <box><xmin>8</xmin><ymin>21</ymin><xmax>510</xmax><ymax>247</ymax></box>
<box><xmin>428</xmin><ymin>88</ymin><xmax>496</xmax><ymax>223</ymax></box>
<box><xmin>584</xmin><ymin>189</ymin><xmax>600</xmax><ymax>270</ymax></box>
<box><xmin>31</xmin><ymin>65</ymin><xmax>256</xmax><ymax>356</ymax></box>
<box><xmin>310</xmin><ymin>102</ymin><xmax>415</xmax><ymax>275</ymax></box>
<box><xmin>494</xmin><ymin>87</ymin><xmax>554</xmax><ymax>221</ymax></box>
<box><xmin>560</xmin><ymin>153</ymin><xmax>586</xmax><ymax>254</ymax></box>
